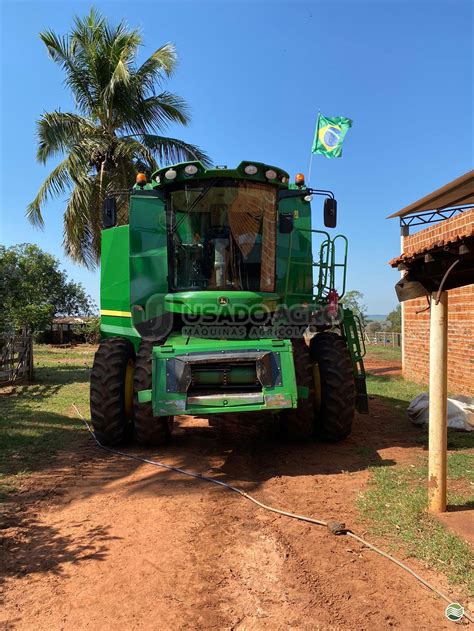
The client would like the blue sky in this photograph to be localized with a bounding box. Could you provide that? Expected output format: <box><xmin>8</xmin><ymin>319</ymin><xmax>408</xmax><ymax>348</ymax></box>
<box><xmin>0</xmin><ymin>0</ymin><xmax>472</xmax><ymax>314</ymax></box>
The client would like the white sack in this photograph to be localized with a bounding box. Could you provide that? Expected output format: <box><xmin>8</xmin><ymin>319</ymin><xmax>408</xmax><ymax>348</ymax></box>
<box><xmin>407</xmin><ymin>392</ymin><xmax>474</xmax><ymax>432</ymax></box>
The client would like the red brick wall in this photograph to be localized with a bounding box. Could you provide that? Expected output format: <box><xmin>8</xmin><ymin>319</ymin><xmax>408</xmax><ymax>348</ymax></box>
<box><xmin>402</xmin><ymin>209</ymin><xmax>474</xmax><ymax>257</ymax></box>
<box><xmin>402</xmin><ymin>210</ymin><xmax>474</xmax><ymax>396</ymax></box>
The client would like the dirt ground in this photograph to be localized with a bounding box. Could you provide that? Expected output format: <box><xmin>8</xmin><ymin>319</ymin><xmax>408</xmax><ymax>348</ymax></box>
<box><xmin>0</xmin><ymin>353</ymin><xmax>468</xmax><ymax>630</ymax></box>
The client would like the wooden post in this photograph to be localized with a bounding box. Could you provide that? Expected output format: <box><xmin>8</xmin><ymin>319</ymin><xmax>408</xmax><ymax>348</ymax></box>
<box><xmin>428</xmin><ymin>291</ymin><xmax>448</xmax><ymax>513</ymax></box>
<box><xmin>28</xmin><ymin>335</ymin><xmax>34</xmax><ymax>381</ymax></box>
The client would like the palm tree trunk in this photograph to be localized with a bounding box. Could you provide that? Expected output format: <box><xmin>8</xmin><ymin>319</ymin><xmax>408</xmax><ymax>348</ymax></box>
<box><xmin>99</xmin><ymin>159</ymin><xmax>105</xmax><ymax>200</ymax></box>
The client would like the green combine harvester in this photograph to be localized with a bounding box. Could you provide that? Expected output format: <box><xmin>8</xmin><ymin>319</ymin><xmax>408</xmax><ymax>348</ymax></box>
<box><xmin>90</xmin><ymin>161</ymin><xmax>368</xmax><ymax>446</ymax></box>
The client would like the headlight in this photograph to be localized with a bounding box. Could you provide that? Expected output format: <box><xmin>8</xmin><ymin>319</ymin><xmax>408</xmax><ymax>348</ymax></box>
<box><xmin>154</xmin><ymin>175</ymin><xmax>161</xmax><ymax>184</ymax></box>
<box><xmin>244</xmin><ymin>164</ymin><xmax>258</xmax><ymax>175</ymax></box>
<box><xmin>184</xmin><ymin>165</ymin><xmax>198</xmax><ymax>176</ymax></box>
<box><xmin>281</xmin><ymin>176</ymin><xmax>289</xmax><ymax>184</ymax></box>
<box><xmin>165</xmin><ymin>169</ymin><xmax>177</xmax><ymax>180</ymax></box>
<box><xmin>265</xmin><ymin>169</ymin><xmax>277</xmax><ymax>180</ymax></box>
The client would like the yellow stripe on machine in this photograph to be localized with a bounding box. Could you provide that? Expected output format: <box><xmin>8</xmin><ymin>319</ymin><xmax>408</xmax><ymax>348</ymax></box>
<box><xmin>100</xmin><ymin>309</ymin><xmax>132</xmax><ymax>317</ymax></box>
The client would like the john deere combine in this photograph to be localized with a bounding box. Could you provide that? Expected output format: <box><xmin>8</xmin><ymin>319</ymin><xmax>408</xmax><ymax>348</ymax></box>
<box><xmin>90</xmin><ymin>161</ymin><xmax>368</xmax><ymax>446</ymax></box>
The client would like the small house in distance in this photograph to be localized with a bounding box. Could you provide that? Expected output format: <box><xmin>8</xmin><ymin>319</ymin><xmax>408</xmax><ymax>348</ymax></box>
<box><xmin>45</xmin><ymin>316</ymin><xmax>93</xmax><ymax>345</ymax></box>
<box><xmin>388</xmin><ymin>171</ymin><xmax>474</xmax><ymax>396</ymax></box>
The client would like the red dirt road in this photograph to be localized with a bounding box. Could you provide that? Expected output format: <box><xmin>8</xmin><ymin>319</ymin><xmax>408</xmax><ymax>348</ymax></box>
<box><xmin>0</xmin><ymin>354</ymin><xmax>465</xmax><ymax>630</ymax></box>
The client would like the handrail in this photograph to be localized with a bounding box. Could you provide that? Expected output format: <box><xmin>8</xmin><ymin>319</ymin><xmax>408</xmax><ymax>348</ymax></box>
<box><xmin>332</xmin><ymin>234</ymin><xmax>348</xmax><ymax>298</ymax></box>
<box><xmin>283</xmin><ymin>228</ymin><xmax>349</xmax><ymax>303</ymax></box>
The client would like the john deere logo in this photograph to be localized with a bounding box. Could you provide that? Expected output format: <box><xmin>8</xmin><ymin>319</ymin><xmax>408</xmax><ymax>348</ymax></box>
<box><xmin>318</xmin><ymin>124</ymin><xmax>342</xmax><ymax>151</ymax></box>
<box><xmin>218</xmin><ymin>296</ymin><xmax>228</xmax><ymax>305</ymax></box>
<box><xmin>445</xmin><ymin>602</ymin><xmax>464</xmax><ymax>622</ymax></box>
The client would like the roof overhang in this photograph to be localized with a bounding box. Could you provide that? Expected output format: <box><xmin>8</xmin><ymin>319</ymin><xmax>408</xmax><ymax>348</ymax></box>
<box><xmin>391</xmin><ymin>235</ymin><xmax>474</xmax><ymax>302</ymax></box>
<box><xmin>387</xmin><ymin>170</ymin><xmax>474</xmax><ymax>219</ymax></box>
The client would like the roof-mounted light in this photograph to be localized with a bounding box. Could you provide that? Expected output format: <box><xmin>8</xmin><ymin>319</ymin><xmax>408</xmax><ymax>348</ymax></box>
<box><xmin>154</xmin><ymin>175</ymin><xmax>161</xmax><ymax>184</ymax></box>
<box><xmin>295</xmin><ymin>173</ymin><xmax>305</xmax><ymax>186</ymax></box>
<box><xmin>184</xmin><ymin>164</ymin><xmax>198</xmax><ymax>176</ymax></box>
<box><xmin>165</xmin><ymin>169</ymin><xmax>177</xmax><ymax>180</ymax></box>
<box><xmin>244</xmin><ymin>164</ymin><xmax>258</xmax><ymax>175</ymax></box>
<box><xmin>281</xmin><ymin>176</ymin><xmax>289</xmax><ymax>184</ymax></box>
<box><xmin>265</xmin><ymin>169</ymin><xmax>277</xmax><ymax>180</ymax></box>
<box><xmin>136</xmin><ymin>172</ymin><xmax>147</xmax><ymax>187</ymax></box>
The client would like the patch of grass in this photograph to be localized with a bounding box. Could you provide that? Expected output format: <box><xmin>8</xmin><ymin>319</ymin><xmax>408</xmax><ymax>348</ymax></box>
<box><xmin>366</xmin><ymin>372</ymin><xmax>474</xmax><ymax>451</ymax></box>
<box><xmin>366</xmin><ymin>373</ymin><xmax>425</xmax><ymax>407</ymax></box>
<box><xmin>365</xmin><ymin>345</ymin><xmax>402</xmax><ymax>363</ymax></box>
<box><xmin>358</xmin><ymin>463</ymin><xmax>474</xmax><ymax>592</ymax></box>
<box><xmin>361</xmin><ymin>356</ymin><xmax>474</xmax><ymax>592</ymax></box>
<box><xmin>0</xmin><ymin>344</ymin><xmax>95</xmax><ymax>500</ymax></box>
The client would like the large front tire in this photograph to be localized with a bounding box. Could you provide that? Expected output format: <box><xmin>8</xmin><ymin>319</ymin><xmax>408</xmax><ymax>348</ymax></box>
<box><xmin>134</xmin><ymin>340</ymin><xmax>173</xmax><ymax>446</ymax></box>
<box><xmin>310</xmin><ymin>332</ymin><xmax>355</xmax><ymax>441</ymax></box>
<box><xmin>90</xmin><ymin>337</ymin><xmax>135</xmax><ymax>445</ymax></box>
<box><xmin>278</xmin><ymin>339</ymin><xmax>315</xmax><ymax>440</ymax></box>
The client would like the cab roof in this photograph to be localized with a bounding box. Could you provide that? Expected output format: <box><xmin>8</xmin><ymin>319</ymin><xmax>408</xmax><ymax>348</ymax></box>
<box><xmin>148</xmin><ymin>160</ymin><xmax>290</xmax><ymax>189</ymax></box>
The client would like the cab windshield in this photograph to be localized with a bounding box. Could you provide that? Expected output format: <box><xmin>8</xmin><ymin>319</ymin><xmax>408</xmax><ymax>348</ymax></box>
<box><xmin>167</xmin><ymin>180</ymin><xmax>276</xmax><ymax>292</ymax></box>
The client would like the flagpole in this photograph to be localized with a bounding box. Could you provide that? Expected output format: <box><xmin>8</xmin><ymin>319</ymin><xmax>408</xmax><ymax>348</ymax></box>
<box><xmin>308</xmin><ymin>152</ymin><xmax>314</xmax><ymax>184</ymax></box>
<box><xmin>308</xmin><ymin>111</ymin><xmax>320</xmax><ymax>185</ymax></box>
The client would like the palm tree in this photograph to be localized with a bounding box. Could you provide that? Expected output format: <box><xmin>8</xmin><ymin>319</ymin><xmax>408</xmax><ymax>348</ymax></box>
<box><xmin>27</xmin><ymin>9</ymin><xmax>211</xmax><ymax>268</ymax></box>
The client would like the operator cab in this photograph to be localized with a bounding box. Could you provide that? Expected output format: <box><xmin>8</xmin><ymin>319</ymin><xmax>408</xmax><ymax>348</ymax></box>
<box><xmin>167</xmin><ymin>179</ymin><xmax>276</xmax><ymax>292</ymax></box>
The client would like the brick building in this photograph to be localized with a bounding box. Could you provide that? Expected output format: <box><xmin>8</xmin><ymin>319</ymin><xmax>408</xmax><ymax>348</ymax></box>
<box><xmin>389</xmin><ymin>171</ymin><xmax>474</xmax><ymax>396</ymax></box>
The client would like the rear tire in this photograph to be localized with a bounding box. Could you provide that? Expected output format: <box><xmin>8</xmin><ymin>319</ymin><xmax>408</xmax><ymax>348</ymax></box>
<box><xmin>134</xmin><ymin>340</ymin><xmax>173</xmax><ymax>446</ymax></box>
<box><xmin>310</xmin><ymin>332</ymin><xmax>355</xmax><ymax>441</ymax></box>
<box><xmin>279</xmin><ymin>339</ymin><xmax>315</xmax><ymax>440</ymax></box>
<box><xmin>90</xmin><ymin>337</ymin><xmax>135</xmax><ymax>446</ymax></box>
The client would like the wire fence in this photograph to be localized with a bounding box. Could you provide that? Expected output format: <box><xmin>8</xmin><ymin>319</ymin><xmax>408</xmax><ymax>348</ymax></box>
<box><xmin>365</xmin><ymin>331</ymin><xmax>402</xmax><ymax>347</ymax></box>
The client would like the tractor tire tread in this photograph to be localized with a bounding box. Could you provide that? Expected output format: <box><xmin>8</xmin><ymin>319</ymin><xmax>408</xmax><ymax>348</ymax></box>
<box><xmin>310</xmin><ymin>332</ymin><xmax>355</xmax><ymax>441</ymax></box>
<box><xmin>279</xmin><ymin>338</ymin><xmax>315</xmax><ymax>440</ymax></box>
<box><xmin>90</xmin><ymin>337</ymin><xmax>135</xmax><ymax>446</ymax></box>
<box><xmin>134</xmin><ymin>340</ymin><xmax>172</xmax><ymax>446</ymax></box>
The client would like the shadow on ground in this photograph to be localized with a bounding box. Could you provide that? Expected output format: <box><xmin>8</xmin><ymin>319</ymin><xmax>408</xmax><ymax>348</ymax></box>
<box><xmin>0</xmin><ymin>509</ymin><xmax>118</xmax><ymax>592</ymax></box>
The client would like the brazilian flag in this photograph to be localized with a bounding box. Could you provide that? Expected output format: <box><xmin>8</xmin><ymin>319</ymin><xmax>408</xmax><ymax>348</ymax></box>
<box><xmin>312</xmin><ymin>114</ymin><xmax>353</xmax><ymax>158</ymax></box>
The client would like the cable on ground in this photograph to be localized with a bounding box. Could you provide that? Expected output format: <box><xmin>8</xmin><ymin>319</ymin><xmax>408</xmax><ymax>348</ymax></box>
<box><xmin>72</xmin><ymin>404</ymin><xmax>472</xmax><ymax>624</ymax></box>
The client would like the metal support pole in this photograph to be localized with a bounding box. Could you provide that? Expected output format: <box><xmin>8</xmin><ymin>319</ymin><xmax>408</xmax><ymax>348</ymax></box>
<box><xmin>400</xmin><ymin>232</ymin><xmax>405</xmax><ymax>372</ymax></box>
<box><xmin>428</xmin><ymin>291</ymin><xmax>448</xmax><ymax>513</ymax></box>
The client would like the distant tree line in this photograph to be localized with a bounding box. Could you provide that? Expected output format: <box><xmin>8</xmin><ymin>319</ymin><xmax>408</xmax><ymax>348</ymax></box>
<box><xmin>342</xmin><ymin>290</ymin><xmax>401</xmax><ymax>333</ymax></box>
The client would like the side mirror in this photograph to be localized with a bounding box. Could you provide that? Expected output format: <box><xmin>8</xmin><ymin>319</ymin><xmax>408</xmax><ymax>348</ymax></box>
<box><xmin>103</xmin><ymin>197</ymin><xmax>117</xmax><ymax>228</ymax></box>
<box><xmin>323</xmin><ymin>198</ymin><xmax>337</xmax><ymax>228</ymax></box>
<box><xmin>279</xmin><ymin>213</ymin><xmax>294</xmax><ymax>233</ymax></box>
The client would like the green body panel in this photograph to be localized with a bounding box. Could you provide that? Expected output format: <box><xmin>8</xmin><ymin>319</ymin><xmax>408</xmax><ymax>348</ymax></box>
<box><xmin>276</xmin><ymin>196</ymin><xmax>313</xmax><ymax>303</ymax></box>
<box><xmin>129</xmin><ymin>194</ymin><xmax>168</xmax><ymax>324</ymax></box>
<box><xmin>164</xmin><ymin>291</ymin><xmax>280</xmax><ymax>315</ymax></box>
<box><xmin>100</xmin><ymin>314</ymin><xmax>137</xmax><ymax>346</ymax></box>
<box><xmin>100</xmin><ymin>225</ymin><xmax>139</xmax><ymax>347</ymax></box>
<box><xmin>101</xmin><ymin>225</ymin><xmax>131</xmax><ymax>312</ymax></box>
<box><xmin>98</xmin><ymin>160</ymin><xmax>367</xmax><ymax>418</ymax></box>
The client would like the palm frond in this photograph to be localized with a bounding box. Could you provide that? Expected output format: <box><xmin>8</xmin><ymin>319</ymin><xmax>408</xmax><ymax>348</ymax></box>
<box><xmin>63</xmin><ymin>173</ymin><xmax>100</xmax><ymax>268</ymax></box>
<box><xmin>114</xmin><ymin>137</ymin><xmax>157</xmax><ymax>170</ymax></box>
<box><xmin>141</xmin><ymin>92</ymin><xmax>190</xmax><ymax>127</ymax></box>
<box><xmin>140</xmin><ymin>134</ymin><xmax>212</xmax><ymax>167</ymax></box>
<box><xmin>102</xmin><ymin>54</ymin><xmax>131</xmax><ymax>108</ymax></box>
<box><xmin>36</xmin><ymin>111</ymin><xmax>96</xmax><ymax>163</ymax></box>
<box><xmin>137</xmin><ymin>43</ymin><xmax>177</xmax><ymax>87</ymax></box>
<box><xmin>26</xmin><ymin>158</ymin><xmax>74</xmax><ymax>227</ymax></box>
<box><xmin>40</xmin><ymin>29</ymin><xmax>95</xmax><ymax>114</ymax></box>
